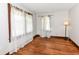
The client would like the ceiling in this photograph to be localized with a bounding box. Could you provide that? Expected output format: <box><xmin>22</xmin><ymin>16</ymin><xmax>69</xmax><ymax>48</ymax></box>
<box><xmin>19</xmin><ymin>3</ymin><xmax>76</xmax><ymax>13</ymax></box>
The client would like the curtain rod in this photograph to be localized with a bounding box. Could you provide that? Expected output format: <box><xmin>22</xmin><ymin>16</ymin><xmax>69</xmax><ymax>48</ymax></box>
<box><xmin>9</xmin><ymin>3</ymin><xmax>33</xmax><ymax>15</ymax></box>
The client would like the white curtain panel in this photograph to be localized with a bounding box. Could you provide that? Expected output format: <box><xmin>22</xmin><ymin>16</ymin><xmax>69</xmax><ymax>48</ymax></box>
<box><xmin>25</xmin><ymin>14</ymin><xmax>33</xmax><ymax>33</ymax></box>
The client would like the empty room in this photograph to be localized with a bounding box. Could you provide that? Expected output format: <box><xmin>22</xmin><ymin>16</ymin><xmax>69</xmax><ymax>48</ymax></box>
<box><xmin>0</xmin><ymin>3</ymin><xmax>79</xmax><ymax>55</ymax></box>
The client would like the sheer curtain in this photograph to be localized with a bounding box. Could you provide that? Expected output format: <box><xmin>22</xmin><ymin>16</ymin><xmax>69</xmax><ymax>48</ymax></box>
<box><xmin>41</xmin><ymin>16</ymin><xmax>51</xmax><ymax>37</ymax></box>
<box><xmin>11</xmin><ymin>6</ymin><xmax>25</xmax><ymax>52</ymax></box>
<box><xmin>25</xmin><ymin>14</ymin><xmax>33</xmax><ymax>33</ymax></box>
<box><xmin>10</xmin><ymin>5</ymin><xmax>33</xmax><ymax>52</ymax></box>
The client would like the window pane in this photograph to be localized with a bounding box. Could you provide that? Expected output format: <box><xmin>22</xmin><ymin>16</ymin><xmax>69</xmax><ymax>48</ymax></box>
<box><xmin>11</xmin><ymin>7</ymin><xmax>25</xmax><ymax>37</ymax></box>
<box><xmin>41</xmin><ymin>16</ymin><xmax>50</xmax><ymax>31</ymax></box>
<box><xmin>45</xmin><ymin>16</ymin><xmax>50</xmax><ymax>31</ymax></box>
<box><xmin>25</xmin><ymin>14</ymin><xmax>33</xmax><ymax>33</ymax></box>
<box><xmin>41</xmin><ymin>17</ymin><xmax>44</xmax><ymax>31</ymax></box>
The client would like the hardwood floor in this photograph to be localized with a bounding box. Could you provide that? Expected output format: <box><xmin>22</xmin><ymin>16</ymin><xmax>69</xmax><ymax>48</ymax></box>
<box><xmin>12</xmin><ymin>36</ymin><xmax>79</xmax><ymax>55</ymax></box>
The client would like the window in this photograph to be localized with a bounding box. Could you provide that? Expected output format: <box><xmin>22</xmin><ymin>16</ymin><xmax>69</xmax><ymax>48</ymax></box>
<box><xmin>10</xmin><ymin>5</ymin><xmax>33</xmax><ymax>38</ymax></box>
<box><xmin>41</xmin><ymin>16</ymin><xmax>51</xmax><ymax>31</ymax></box>
<box><xmin>25</xmin><ymin>14</ymin><xmax>33</xmax><ymax>33</ymax></box>
<box><xmin>11</xmin><ymin>6</ymin><xmax>25</xmax><ymax>37</ymax></box>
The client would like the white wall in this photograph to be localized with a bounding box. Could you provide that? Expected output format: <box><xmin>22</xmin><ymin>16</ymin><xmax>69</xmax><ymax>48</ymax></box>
<box><xmin>0</xmin><ymin>3</ymin><xmax>9</xmax><ymax>54</ymax></box>
<box><xmin>69</xmin><ymin>4</ymin><xmax>79</xmax><ymax>46</ymax></box>
<box><xmin>37</xmin><ymin>11</ymin><xmax>69</xmax><ymax>37</ymax></box>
